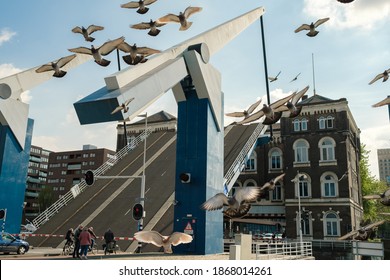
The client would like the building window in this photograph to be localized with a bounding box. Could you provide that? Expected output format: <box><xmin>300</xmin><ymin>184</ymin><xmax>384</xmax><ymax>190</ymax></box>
<box><xmin>269</xmin><ymin>148</ymin><xmax>282</xmax><ymax>170</ymax></box>
<box><xmin>293</xmin><ymin>139</ymin><xmax>309</xmax><ymax>163</ymax></box>
<box><xmin>318</xmin><ymin>116</ymin><xmax>334</xmax><ymax>129</ymax></box>
<box><xmin>293</xmin><ymin>118</ymin><xmax>308</xmax><ymax>132</ymax></box>
<box><xmin>319</xmin><ymin>137</ymin><xmax>335</xmax><ymax>161</ymax></box>
<box><xmin>321</xmin><ymin>173</ymin><xmax>338</xmax><ymax>197</ymax></box>
<box><xmin>272</xmin><ymin>183</ymin><xmax>282</xmax><ymax>201</ymax></box>
<box><xmin>324</xmin><ymin>212</ymin><xmax>340</xmax><ymax>237</ymax></box>
<box><xmin>245</xmin><ymin>151</ymin><xmax>257</xmax><ymax>171</ymax></box>
<box><xmin>244</xmin><ymin>180</ymin><xmax>257</xmax><ymax>187</ymax></box>
<box><xmin>295</xmin><ymin>173</ymin><xmax>311</xmax><ymax>198</ymax></box>
<box><xmin>296</xmin><ymin>210</ymin><xmax>312</xmax><ymax>236</ymax></box>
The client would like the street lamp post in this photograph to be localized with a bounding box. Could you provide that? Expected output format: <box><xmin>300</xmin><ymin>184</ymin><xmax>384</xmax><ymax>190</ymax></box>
<box><xmin>137</xmin><ymin>112</ymin><xmax>147</xmax><ymax>252</ymax></box>
<box><xmin>292</xmin><ymin>171</ymin><xmax>304</xmax><ymax>252</ymax></box>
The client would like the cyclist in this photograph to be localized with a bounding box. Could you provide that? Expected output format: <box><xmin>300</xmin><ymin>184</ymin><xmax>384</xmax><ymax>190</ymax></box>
<box><xmin>63</xmin><ymin>228</ymin><xmax>74</xmax><ymax>253</ymax></box>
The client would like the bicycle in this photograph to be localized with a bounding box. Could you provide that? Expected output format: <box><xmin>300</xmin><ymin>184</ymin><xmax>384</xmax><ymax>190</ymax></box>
<box><xmin>90</xmin><ymin>241</ymin><xmax>98</xmax><ymax>255</ymax></box>
<box><xmin>62</xmin><ymin>241</ymin><xmax>74</xmax><ymax>256</ymax></box>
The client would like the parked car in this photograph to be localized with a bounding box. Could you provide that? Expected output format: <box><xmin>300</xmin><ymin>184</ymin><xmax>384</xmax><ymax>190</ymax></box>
<box><xmin>0</xmin><ymin>232</ymin><xmax>30</xmax><ymax>254</ymax></box>
<box><xmin>262</xmin><ymin>233</ymin><xmax>274</xmax><ymax>240</ymax></box>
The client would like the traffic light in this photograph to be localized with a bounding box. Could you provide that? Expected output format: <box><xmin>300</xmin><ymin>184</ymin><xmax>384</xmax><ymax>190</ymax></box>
<box><xmin>0</xmin><ymin>209</ymin><xmax>5</xmax><ymax>220</ymax></box>
<box><xmin>132</xmin><ymin>203</ymin><xmax>143</xmax><ymax>221</ymax></box>
<box><xmin>85</xmin><ymin>170</ymin><xmax>94</xmax><ymax>186</ymax></box>
<box><xmin>179</xmin><ymin>173</ymin><xmax>191</xmax><ymax>183</ymax></box>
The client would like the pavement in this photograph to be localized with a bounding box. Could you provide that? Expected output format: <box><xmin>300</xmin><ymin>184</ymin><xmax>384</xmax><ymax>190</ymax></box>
<box><xmin>0</xmin><ymin>247</ymin><xmax>231</xmax><ymax>260</ymax></box>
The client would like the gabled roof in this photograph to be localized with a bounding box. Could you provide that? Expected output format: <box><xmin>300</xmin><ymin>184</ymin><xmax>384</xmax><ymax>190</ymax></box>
<box><xmin>133</xmin><ymin>110</ymin><xmax>176</xmax><ymax>125</ymax></box>
<box><xmin>298</xmin><ymin>94</ymin><xmax>334</xmax><ymax>105</ymax></box>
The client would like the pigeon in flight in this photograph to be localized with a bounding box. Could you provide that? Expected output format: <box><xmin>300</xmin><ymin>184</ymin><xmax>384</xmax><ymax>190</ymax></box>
<box><xmin>276</xmin><ymin>85</ymin><xmax>310</xmax><ymax>118</ymax></box>
<box><xmin>71</xmin><ymin>25</ymin><xmax>104</xmax><ymax>42</ymax></box>
<box><xmin>260</xmin><ymin>173</ymin><xmax>286</xmax><ymax>193</ymax></box>
<box><xmin>69</xmin><ymin>37</ymin><xmax>125</xmax><ymax>67</ymax></box>
<box><xmin>134</xmin><ymin>231</ymin><xmax>193</xmax><ymax>254</ymax></box>
<box><xmin>237</xmin><ymin>93</ymin><xmax>295</xmax><ymax>125</ymax></box>
<box><xmin>363</xmin><ymin>188</ymin><xmax>390</xmax><ymax>206</ymax></box>
<box><xmin>201</xmin><ymin>187</ymin><xmax>261</xmax><ymax>218</ymax></box>
<box><xmin>130</xmin><ymin>19</ymin><xmax>166</xmax><ymax>36</ymax></box>
<box><xmin>372</xmin><ymin>96</ymin><xmax>390</xmax><ymax>108</ymax></box>
<box><xmin>338</xmin><ymin>220</ymin><xmax>385</xmax><ymax>241</ymax></box>
<box><xmin>158</xmin><ymin>6</ymin><xmax>202</xmax><ymax>31</ymax></box>
<box><xmin>225</xmin><ymin>98</ymin><xmax>262</xmax><ymax>121</ymax></box>
<box><xmin>290</xmin><ymin>73</ymin><xmax>301</xmax><ymax>83</ymax></box>
<box><xmin>35</xmin><ymin>54</ymin><xmax>76</xmax><ymax>78</ymax></box>
<box><xmin>121</xmin><ymin>0</ymin><xmax>157</xmax><ymax>14</ymax></box>
<box><xmin>368</xmin><ymin>69</ymin><xmax>390</xmax><ymax>85</ymax></box>
<box><xmin>111</xmin><ymin>97</ymin><xmax>135</xmax><ymax>115</ymax></box>
<box><xmin>268</xmin><ymin>71</ymin><xmax>281</xmax><ymax>83</ymax></box>
<box><xmin>337</xmin><ymin>0</ymin><xmax>354</xmax><ymax>3</ymax></box>
<box><xmin>117</xmin><ymin>42</ymin><xmax>160</xmax><ymax>65</ymax></box>
<box><xmin>295</xmin><ymin>18</ymin><xmax>330</xmax><ymax>37</ymax></box>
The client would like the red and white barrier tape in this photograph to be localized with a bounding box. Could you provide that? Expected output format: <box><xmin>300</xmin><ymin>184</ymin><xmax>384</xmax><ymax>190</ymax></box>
<box><xmin>15</xmin><ymin>233</ymin><xmax>135</xmax><ymax>241</ymax></box>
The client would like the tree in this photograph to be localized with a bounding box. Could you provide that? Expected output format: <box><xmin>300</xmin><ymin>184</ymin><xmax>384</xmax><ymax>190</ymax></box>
<box><xmin>38</xmin><ymin>187</ymin><xmax>54</xmax><ymax>213</ymax></box>
<box><xmin>360</xmin><ymin>144</ymin><xmax>389</xmax><ymax>222</ymax></box>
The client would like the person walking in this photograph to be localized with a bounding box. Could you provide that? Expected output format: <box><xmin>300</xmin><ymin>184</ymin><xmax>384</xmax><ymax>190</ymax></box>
<box><xmin>88</xmin><ymin>226</ymin><xmax>97</xmax><ymax>251</ymax></box>
<box><xmin>72</xmin><ymin>224</ymin><xmax>83</xmax><ymax>259</ymax></box>
<box><xmin>79</xmin><ymin>227</ymin><xmax>92</xmax><ymax>259</ymax></box>
<box><xmin>103</xmin><ymin>228</ymin><xmax>115</xmax><ymax>255</ymax></box>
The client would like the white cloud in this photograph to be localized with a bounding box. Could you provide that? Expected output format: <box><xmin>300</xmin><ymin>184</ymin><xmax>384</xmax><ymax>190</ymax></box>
<box><xmin>0</xmin><ymin>28</ymin><xmax>16</xmax><ymax>46</ymax></box>
<box><xmin>360</xmin><ymin>124</ymin><xmax>390</xmax><ymax>179</ymax></box>
<box><xmin>303</xmin><ymin>0</ymin><xmax>390</xmax><ymax>30</ymax></box>
<box><xmin>31</xmin><ymin>135</ymin><xmax>61</xmax><ymax>152</ymax></box>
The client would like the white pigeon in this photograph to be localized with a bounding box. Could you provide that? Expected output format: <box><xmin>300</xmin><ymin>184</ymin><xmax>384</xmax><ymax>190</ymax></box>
<box><xmin>117</xmin><ymin>42</ymin><xmax>160</xmax><ymax>65</ymax></box>
<box><xmin>338</xmin><ymin>220</ymin><xmax>385</xmax><ymax>241</ymax></box>
<box><xmin>268</xmin><ymin>71</ymin><xmax>281</xmax><ymax>82</ymax></box>
<box><xmin>225</xmin><ymin>98</ymin><xmax>262</xmax><ymax>120</ymax></box>
<box><xmin>69</xmin><ymin>37</ymin><xmax>125</xmax><ymax>67</ymax></box>
<box><xmin>131</xmin><ymin>19</ymin><xmax>166</xmax><ymax>36</ymax></box>
<box><xmin>35</xmin><ymin>54</ymin><xmax>76</xmax><ymax>78</ymax></box>
<box><xmin>295</xmin><ymin>18</ymin><xmax>330</xmax><ymax>37</ymax></box>
<box><xmin>372</xmin><ymin>96</ymin><xmax>390</xmax><ymax>108</ymax></box>
<box><xmin>369</xmin><ymin>69</ymin><xmax>390</xmax><ymax>85</ymax></box>
<box><xmin>158</xmin><ymin>6</ymin><xmax>202</xmax><ymax>31</ymax></box>
<box><xmin>276</xmin><ymin>85</ymin><xmax>310</xmax><ymax>118</ymax></box>
<box><xmin>111</xmin><ymin>97</ymin><xmax>135</xmax><ymax>115</ymax></box>
<box><xmin>134</xmin><ymin>231</ymin><xmax>193</xmax><ymax>254</ymax></box>
<box><xmin>71</xmin><ymin>25</ymin><xmax>104</xmax><ymax>42</ymax></box>
<box><xmin>363</xmin><ymin>189</ymin><xmax>390</xmax><ymax>206</ymax></box>
<box><xmin>201</xmin><ymin>187</ymin><xmax>261</xmax><ymax>218</ymax></box>
<box><xmin>238</xmin><ymin>93</ymin><xmax>295</xmax><ymax>125</ymax></box>
<box><xmin>121</xmin><ymin>0</ymin><xmax>157</xmax><ymax>14</ymax></box>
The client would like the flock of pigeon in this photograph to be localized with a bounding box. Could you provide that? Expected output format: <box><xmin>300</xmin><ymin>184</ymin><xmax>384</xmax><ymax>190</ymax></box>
<box><xmin>35</xmin><ymin>1</ymin><xmax>202</xmax><ymax>78</ymax></box>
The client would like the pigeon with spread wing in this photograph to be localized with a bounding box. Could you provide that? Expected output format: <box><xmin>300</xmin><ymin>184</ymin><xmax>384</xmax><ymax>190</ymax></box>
<box><xmin>35</xmin><ymin>54</ymin><xmax>76</xmax><ymax>78</ymax></box>
<box><xmin>120</xmin><ymin>0</ymin><xmax>157</xmax><ymax>14</ymax></box>
<box><xmin>134</xmin><ymin>231</ymin><xmax>192</xmax><ymax>254</ymax></box>
<box><xmin>158</xmin><ymin>6</ymin><xmax>202</xmax><ymax>31</ymax></box>
<box><xmin>338</xmin><ymin>220</ymin><xmax>385</xmax><ymax>241</ymax></box>
<box><xmin>71</xmin><ymin>25</ymin><xmax>104</xmax><ymax>42</ymax></box>
<box><xmin>201</xmin><ymin>187</ymin><xmax>261</xmax><ymax>218</ymax></box>
<box><xmin>295</xmin><ymin>18</ymin><xmax>329</xmax><ymax>37</ymax></box>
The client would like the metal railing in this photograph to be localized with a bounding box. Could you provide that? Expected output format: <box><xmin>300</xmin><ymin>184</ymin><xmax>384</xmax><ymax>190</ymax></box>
<box><xmin>254</xmin><ymin>241</ymin><xmax>313</xmax><ymax>260</ymax></box>
<box><xmin>32</xmin><ymin>129</ymin><xmax>152</xmax><ymax>229</ymax></box>
<box><xmin>224</xmin><ymin>123</ymin><xmax>268</xmax><ymax>192</ymax></box>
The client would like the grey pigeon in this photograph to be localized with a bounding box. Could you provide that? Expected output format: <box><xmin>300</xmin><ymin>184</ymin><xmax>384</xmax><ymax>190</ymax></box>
<box><xmin>158</xmin><ymin>6</ymin><xmax>202</xmax><ymax>31</ymax></box>
<box><xmin>363</xmin><ymin>189</ymin><xmax>390</xmax><ymax>206</ymax></box>
<box><xmin>372</xmin><ymin>96</ymin><xmax>390</xmax><ymax>108</ymax></box>
<box><xmin>71</xmin><ymin>25</ymin><xmax>104</xmax><ymax>42</ymax></box>
<box><xmin>369</xmin><ymin>69</ymin><xmax>390</xmax><ymax>85</ymax></box>
<box><xmin>111</xmin><ymin>97</ymin><xmax>135</xmax><ymax>114</ymax></box>
<box><xmin>121</xmin><ymin>0</ymin><xmax>157</xmax><ymax>14</ymax></box>
<box><xmin>237</xmin><ymin>92</ymin><xmax>295</xmax><ymax>125</ymax></box>
<box><xmin>35</xmin><ymin>54</ymin><xmax>76</xmax><ymax>78</ymax></box>
<box><xmin>130</xmin><ymin>19</ymin><xmax>166</xmax><ymax>36</ymax></box>
<box><xmin>225</xmin><ymin>98</ymin><xmax>262</xmax><ymax>120</ymax></box>
<box><xmin>338</xmin><ymin>220</ymin><xmax>385</xmax><ymax>241</ymax></box>
<box><xmin>295</xmin><ymin>18</ymin><xmax>329</xmax><ymax>37</ymax></box>
<box><xmin>260</xmin><ymin>173</ymin><xmax>286</xmax><ymax>193</ymax></box>
<box><xmin>134</xmin><ymin>231</ymin><xmax>192</xmax><ymax>253</ymax></box>
<box><xmin>201</xmin><ymin>187</ymin><xmax>261</xmax><ymax>218</ymax></box>
<box><xmin>117</xmin><ymin>42</ymin><xmax>160</xmax><ymax>65</ymax></box>
<box><xmin>275</xmin><ymin>85</ymin><xmax>309</xmax><ymax>118</ymax></box>
<box><xmin>268</xmin><ymin>71</ymin><xmax>281</xmax><ymax>82</ymax></box>
<box><xmin>68</xmin><ymin>36</ymin><xmax>125</xmax><ymax>67</ymax></box>
<box><xmin>290</xmin><ymin>72</ymin><xmax>301</xmax><ymax>83</ymax></box>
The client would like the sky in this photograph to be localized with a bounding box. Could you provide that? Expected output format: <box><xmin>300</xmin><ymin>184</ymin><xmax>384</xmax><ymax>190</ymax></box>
<box><xmin>0</xmin><ymin>0</ymin><xmax>389</xmax><ymax>178</ymax></box>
